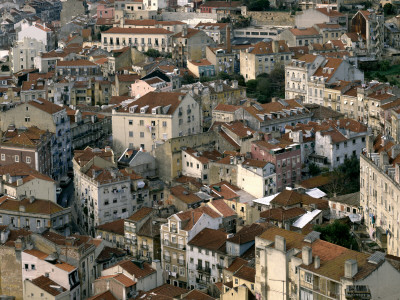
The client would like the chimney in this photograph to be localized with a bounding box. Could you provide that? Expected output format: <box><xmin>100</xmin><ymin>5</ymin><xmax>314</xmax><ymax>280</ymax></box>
<box><xmin>29</xmin><ymin>196</ymin><xmax>35</xmax><ymax>204</ymax></box>
<box><xmin>272</xmin><ymin>40</ymin><xmax>279</xmax><ymax>53</ymax></box>
<box><xmin>271</xmin><ymin>97</ymin><xmax>279</xmax><ymax>102</ymax></box>
<box><xmin>15</xmin><ymin>238</ymin><xmax>23</xmax><ymax>251</ymax></box>
<box><xmin>302</xmin><ymin>246</ymin><xmax>312</xmax><ymax>265</ymax></box>
<box><xmin>65</xmin><ymin>237</ymin><xmax>75</xmax><ymax>246</ymax></box>
<box><xmin>284</xmin><ymin>222</ymin><xmax>290</xmax><ymax>230</ymax></box>
<box><xmin>275</xmin><ymin>235</ymin><xmax>286</xmax><ymax>252</ymax></box>
<box><xmin>226</xmin><ymin>26</ymin><xmax>231</xmax><ymax>53</ymax></box>
<box><xmin>314</xmin><ymin>256</ymin><xmax>320</xmax><ymax>269</ymax></box>
<box><xmin>182</xmin><ymin>26</ymin><xmax>188</xmax><ymax>37</ymax></box>
<box><xmin>191</xmin><ymin>211</ymin><xmax>194</xmax><ymax>227</ymax></box>
<box><xmin>344</xmin><ymin>259</ymin><xmax>358</xmax><ymax>278</ymax></box>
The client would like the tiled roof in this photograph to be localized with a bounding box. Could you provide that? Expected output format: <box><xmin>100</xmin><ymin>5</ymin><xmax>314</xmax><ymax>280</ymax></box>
<box><xmin>314</xmin><ymin>23</ymin><xmax>342</xmax><ymax>29</ymax></box>
<box><xmin>137</xmin><ymin>218</ymin><xmax>161</xmax><ymax>238</ymax></box>
<box><xmin>189</xmin><ymin>59</ymin><xmax>213</xmax><ymax>66</ymax></box>
<box><xmin>117</xmin><ymin>92</ymin><xmax>185</xmax><ymax>115</ymax></box>
<box><xmin>200</xmin><ymin>1</ymin><xmax>241</xmax><ymax>7</ymax></box>
<box><xmin>103</xmin><ymin>27</ymin><xmax>173</xmax><ymax>34</ymax></box>
<box><xmin>242</xmin><ymin>159</ymin><xmax>269</xmax><ymax>168</ymax></box>
<box><xmin>208</xmin><ymin>199</ymin><xmax>236</xmax><ymax>217</ymax></box>
<box><xmin>209</xmin><ymin>181</ymin><xmax>240</xmax><ymax>200</ymax></box>
<box><xmin>313</xmin><ymin>57</ymin><xmax>343</xmax><ymax>81</ymax></box>
<box><xmin>96</xmin><ymin>273</ymin><xmax>136</xmax><ymax>287</ymax></box>
<box><xmin>248</xmin><ymin>40</ymin><xmax>290</xmax><ymax>54</ymax></box>
<box><xmin>195</xmin><ymin>22</ymin><xmax>229</xmax><ymax>30</ymax></box>
<box><xmin>27</xmin><ymin>98</ymin><xmax>64</xmax><ymax>115</ymax></box>
<box><xmin>117</xmin><ymin>74</ymin><xmax>140</xmax><ymax>82</ymax></box>
<box><xmin>147</xmin><ymin>284</ymin><xmax>188</xmax><ymax>297</ymax></box>
<box><xmin>0</xmin><ymin>162</ymin><xmax>55</xmax><ymax>183</ymax></box>
<box><xmin>260</xmin><ymin>207</ymin><xmax>306</xmax><ymax>221</ymax></box>
<box><xmin>31</xmin><ymin>276</ymin><xmax>66</xmax><ymax>296</ymax></box>
<box><xmin>319</xmin><ymin>128</ymin><xmax>347</xmax><ymax>143</ymax></box>
<box><xmin>56</xmin><ymin>59</ymin><xmax>97</xmax><ymax>67</ymax></box>
<box><xmin>234</xmin><ymin>265</ymin><xmax>255</xmax><ymax>283</ymax></box>
<box><xmin>97</xmin><ymin>246</ymin><xmax>126</xmax><ymax>262</ymax></box>
<box><xmin>115</xmin><ymin>260</ymin><xmax>155</xmax><ymax>278</ymax></box>
<box><xmin>170</xmin><ymin>185</ymin><xmax>202</xmax><ymax>205</ymax></box>
<box><xmin>316</xmin><ymin>7</ymin><xmax>344</xmax><ymax>17</ymax></box>
<box><xmin>226</xmin><ymin>257</ymin><xmax>248</xmax><ymax>273</ymax></box>
<box><xmin>271</xmin><ymin>190</ymin><xmax>303</xmax><ymax>206</ymax></box>
<box><xmin>183</xmin><ymin>148</ymin><xmax>221</xmax><ymax>164</ymax></box>
<box><xmin>222</xmin><ymin>121</ymin><xmax>255</xmax><ymax>138</ymax></box>
<box><xmin>176</xmin><ymin>206</ymin><xmax>221</xmax><ymax>230</ymax></box>
<box><xmin>243</xmin><ymin>99</ymin><xmax>307</xmax><ymax>122</ymax></box>
<box><xmin>0</xmin><ymin>196</ymin><xmax>63</xmax><ymax>214</ymax></box>
<box><xmin>74</xmin><ymin>146</ymin><xmax>114</xmax><ymax>167</ymax></box>
<box><xmin>97</xmin><ymin>219</ymin><xmax>125</xmax><ymax>236</ymax></box>
<box><xmin>188</xmin><ymin>228</ymin><xmax>227</xmax><ymax>252</ymax></box>
<box><xmin>228</xmin><ymin>223</ymin><xmax>269</xmax><ymax>245</ymax></box>
<box><xmin>126</xmin><ymin>206</ymin><xmax>153</xmax><ymax>222</ymax></box>
<box><xmin>181</xmin><ymin>289</ymin><xmax>215</xmax><ymax>300</ymax></box>
<box><xmin>24</xmin><ymin>249</ymin><xmax>48</xmax><ymax>260</ymax></box>
<box><xmin>88</xmin><ymin>290</ymin><xmax>118</xmax><ymax>300</ymax></box>
<box><xmin>300</xmin><ymin>174</ymin><xmax>331</xmax><ymax>189</ymax></box>
<box><xmin>289</xmin><ymin>27</ymin><xmax>319</xmax><ymax>36</ymax></box>
<box><xmin>213</xmin><ymin>103</ymin><xmax>240</xmax><ymax>112</ymax></box>
<box><xmin>173</xmin><ymin>28</ymin><xmax>202</xmax><ymax>39</ymax></box>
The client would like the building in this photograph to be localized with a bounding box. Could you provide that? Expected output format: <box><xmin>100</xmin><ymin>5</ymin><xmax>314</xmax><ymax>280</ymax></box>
<box><xmin>23</xmin><ymin>276</ymin><xmax>71</xmax><ymax>300</ymax></box>
<box><xmin>255</xmin><ymin>227</ymin><xmax>400</xmax><ymax>300</ymax></box>
<box><xmin>22</xmin><ymin>249</ymin><xmax>80</xmax><ymax>299</ymax></box>
<box><xmin>360</xmin><ymin>135</ymin><xmax>400</xmax><ymax>255</ymax></box>
<box><xmin>118</xmin><ymin>148</ymin><xmax>157</xmax><ymax>178</ymax></box>
<box><xmin>55</xmin><ymin>60</ymin><xmax>102</xmax><ymax>78</ymax></box>
<box><xmin>101</xmin><ymin>27</ymin><xmax>174</xmax><ymax>53</ymax></box>
<box><xmin>329</xmin><ymin>192</ymin><xmax>361</xmax><ymax>219</ymax></box>
<box><xmin>279</xmin><ymin>27</ymin><xmax>322</xmax><ymax>47</ymax></box>
<box><xmin>0</xmin><ymin>126</ymin><xmax>53</xmax><ymax>178</ymax></box>
<box><xmin>181</xmin><ymin>148</ymin><xmax>221</xmax><ymax>183</ymax></box>
<box><xmin>10</xmin><ymin>38</ymin><xmax>45</xmax><ymax>73</ymax></box>
<box><xmin>187</xmin><ymin>59</ymin><xmax>216</xmax><ymax>78</ymax></box>
<box><xmin>194</xmin><ymin>22</ymin><xmax>229</xmax><ymax>44</ymax></box>
<box><xmin>73</xmin><ymin>147</ymin><xmax>134</xmax><ymax>235</ymax></box>
<box><xmin>18</xmin><ymin>22</ymin><xmax>55</xmax><ymax>51</ymax></box>
<box><xmin>111</xmin><ymin>92</ymin><xmax>202</xmax><ymax>153</ymax></box>
<box><xmin>350</xmin><ymin>10</ymin><xmax>384</xmax><ymax>58</ymax></box>
<box><xmin>160</xmin><ymin>207</ymin><xmax>222</xmax><ymax>288</ymax></box>
<box><xmin>295</xmin><ymin>8</ymin><xmax>347</xmax><ymax>28</ymax></box>
<box><xmin>93</xmin><ymin>274</ymin><xmax>136</xmax><ymax>299</ymax></box>
<box><xmin>240</xmin><ymin>40</ymin><xmax>291</xmax><ymax>81</ymax></box>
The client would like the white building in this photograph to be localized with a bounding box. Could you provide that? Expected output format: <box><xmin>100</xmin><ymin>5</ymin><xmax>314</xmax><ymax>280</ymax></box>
<box><xmin>18</xmin><ymin>22</ymin><xmax>55</xmax><ymax>51</ymax></box>
<box><xmin>10</xmin><ymin>38</ymin><xmax>45</xmax><ymax>73</ymax></box>
<box><xmin>181</xmin><ymin>148</ymin><xmax>221</xmax><ymax>183</ymax></box>
<box><xmin>22</xmin><ymin>249</ymin><xmax>80</xmax><ymax>300</ymax></box>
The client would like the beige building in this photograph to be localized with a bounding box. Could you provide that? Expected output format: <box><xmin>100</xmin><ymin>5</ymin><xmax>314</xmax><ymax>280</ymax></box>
<box><xmin>101</xmin><ymin>27</ymin><xmax>174</xmax><ymax>53</ymax></box>
<box><xmin>24</xmin><ymin>276</ymin><xmax>70</xmax><ymax>300</ymax></box>
<box><xmin>255</xmin><ymin>227</ymin><xmax>400</xmax><ymax>300</ymax></box>
<box><xmin>111</xmin><ymin>92</ymin><xmax>202</xmax><ymax>154</ymax></box>
<box><xmin>240</xmin><ymin>40</ymin><xmax>292</xmax><ymax>81</ymax></box>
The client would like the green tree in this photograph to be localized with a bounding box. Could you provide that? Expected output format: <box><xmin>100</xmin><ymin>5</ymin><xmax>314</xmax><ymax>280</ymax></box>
<box><xmin>1</xmin><ymin>65</ymin><xmax>9</xmax><ymax>72</ymax></box>
<box><xmin>384</xmin><ymin>3</ymin><xmax>395</xmax><ymax>15</ymax></box>
<box><xmin>314</xmin><ymin>220</ymin><xmax>359</xmax><ymax>250</ymax></box>
<box><xmin>182</xmin><ymin>74</ymin><xmax>196</xmax><ymax>85</ymax></box>
<box><xmin>145</xmin><ymin>49</ymin><xmax>161</xmax><ymax>58</ymax></box>
<box><xmin>309</xmin><ymin>163</ymin><xmax>321</xmax><ymax>176</ymax></box>
<box><xmin>247</xmin><ymin>0</ymin><xmax>270</xmax><ymax>11</ymax></box>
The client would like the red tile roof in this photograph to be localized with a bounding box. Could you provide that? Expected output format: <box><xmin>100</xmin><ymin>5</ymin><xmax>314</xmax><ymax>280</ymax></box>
<box><xmin>126</xmin><ymin>207</ymin><xmax>153</xmax><ymax>222</ymax></box>
<box><xmin>96</xmin><ymin>219</ymin><xmax>125</xmax><ymax>236</ymax></box>
<box><xmin>115</xmin><ymin>260</ymin><xmax>155</xmax><ymax>278</ymax></box>
<box><xmin>103</xmin><ymin>27</ymin><xmax>173</xmax><ymax>35</ymax></box>
<box><xmin>289</xmin><ymin>27</ymin><xmax>319</xmax><ymax>36</ymax></box>
<box><xmin>31</xmin><ymin>276</ymin><xmax>66</xmax><ymax>296</ymax></box>
<box><xmin>316</xmin><ymin>7</ymin><xmax>344</xmax><ymax>17</ymax></box>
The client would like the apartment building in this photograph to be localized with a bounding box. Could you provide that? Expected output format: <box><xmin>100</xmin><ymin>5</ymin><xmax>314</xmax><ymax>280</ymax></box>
<box><xmin>295</xmin><ymin>8</ymin><xmax>347</xmax><ymax>28</ymax></box>
<box><xmin>251</xmin><ymin>139</ymin><xmax>301</xmax><ymax>192</ymax></box>
<box><xmin>181</xmin><ymin>148</ymin><xmax>221</xmax><ymax>183</ymax></box>
<box><xmin>279</xmin><ymin>27</ymin><xmax>322</xmax><ymax>47</ymax></box>
<box><xmin>10</xmin><ymin>38</ymin><xmax>45</xmax><ymax>73</ymax></box>
<box><xmin>73</xmin><ymin>147</ymin><xmax>134</xmax><ymax>236</ymax></box>
<box><xmin>18</xmin><ymin>22</ymin><xmax>55</xmax><ymax>51</ymax></box>
<box><xmin>101</xmin><ymin>27</ymin><xmax>173</xmax><ymax>53</ymax></box>
<box><xmin>55</xmin><ymin>60</ymin><xmax>101</xmax><ymax>78</ymax></box>
<box><xmin>314</xmin><ymin>23</ymin><xmax>347</xmax><ymax>43</ymax></box>
<box><xmin>160</xmin><ymin>207</ymin><xmax>222</xmax><ymax>289</ymax></box>
<box><xmin>255</xmin><ymin>227</ymin><xmax>400</xmax><ymax>300</ymax></box>
<box><xmin>118</xmin><ymin>19</ymin><xmax>186</xmax><ymax>34</ymax></box>
<box><xmin>240</xmin><ymin>40</ymin><xmax>292</xmax><ymax>81</ymax></box>
<box><xmin>111</xmin><ymin>92</ymin><xmax>202</xmax><ymax>153</ymax></box>
<box><xmin>206</xmin><ymin>46</ymin><xmax>236</xmax><ymax>75</ymax></box>
<box><xmin>350</xmin><ymin>10</ymin><xmax>384</xmax><ymax>58</ymax></box>
<box><xmin>285</xmin><ymin>54</ymin><xmax>364</xmax><ymax>103</ymax></box>
<box><xmin>0</xmin><ymin>99</ymin><xmax>72</xmax><ymax>180</ymax></box>
<box><xmin>187</xmin><ymin>228</ymin><xmax>230</xmax><ymax>289</ymax></box>
<box><xmin>236</xmin><ymin>99</ymin><xmax>312</xmax><ymax>133</ymax></box>
<box><xmin>22</xmin><ymin>249</ymin><xmax>80</xmax><ymax>299</ymax></box>
<box><xmin>194</xmin><ymin>22</ymin><xmax>229</xmax><ymax>44</ymax></box>
<box><xmin>361</xmin><ymin>135</ymin><xmax>400</xmax><ymax>256</ymax></box>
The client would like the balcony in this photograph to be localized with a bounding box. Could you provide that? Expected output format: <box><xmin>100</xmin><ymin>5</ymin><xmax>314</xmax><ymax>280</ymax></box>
<box><xmin>163</xmin><ymin>255</ymin><xmax>171</xmax><ymax>263</ymax></box>
<box><xmin>141</xmin><ymin>244</ymin><xmax>149</xmax><ymax>250</ymax></box>
<box><xmin>163</xmin><ymin>240</ymin><xmax>170</xmax><ymax>246</ymax></box>
<box><xmin>290</xmin><ymin>76</ymin><xmax>301</xmax><ymax>82</ymax></box>
<box><xmin>178</xmin><ymin>259</ymin><xmax>185</xmax><ymax>265</ymax></box>
<box><xmin>170</xmin><ymin>227</ymin><xmax>177</xmax><ymax>233</ymax></box>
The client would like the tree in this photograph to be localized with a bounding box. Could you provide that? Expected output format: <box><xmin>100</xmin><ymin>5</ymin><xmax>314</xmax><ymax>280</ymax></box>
<box><xmin>145</xmin><ymin>49</ymin><xmax>161</xmax><ymax>58</ymax></box>
<box><xmin>325</xmin><ymin>155</ymin><xmax>360</xmax><ymax>197</ymax></box>
<box><xmin>245</xmin><ymin>0</ymin><xmax>270</xmax><ymax>11</ymax></box>
<box><xmin>309</xmin><ymin>162</ymin><xmax>321</xmax><ymax>176</ymax></box>
<box><xmin>314</xmin><ymin>220</ymin><xmax>359</xmax><ymax>250</ymax></box>
<box><xmin>1</xmin><ymin>65</ymin><xmax>9</xmax><ymax>72</ymax></box>
<box><xmin>384</xmin><ymin>3</ymin><xmax>395</xmax><ymax>16</ymax></box>
<box><xmin>182</xmin><ymin>74</ymin><xmax>195</xmax><ymax>85</ymax></box>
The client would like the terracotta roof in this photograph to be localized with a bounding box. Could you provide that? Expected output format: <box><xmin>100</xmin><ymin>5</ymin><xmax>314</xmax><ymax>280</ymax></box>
<box><xmin>222</xmin><ymin>121</ymin><xmax>255</xmax><ymax>138</ymax></box>
<box><xmin>289</xmin><ymin>27</ymin><xmax>319</xmax><ymax>36</ymax></box>
<box><xmin>209</xmin><ymin>182</ymin><xmax>240</xmax><ymax>200</ymax></box>
<box><xmin>316</xmin><ymin>7</ymin><xmax>344</xmax><ymax>17</ymax></box>
<box><xmin>189</xmin><ymin>59</ymin><xmax>213</xmax><ymax>66</ymax></box>
<box><xmin>195</xmin><ymin>22</ymin><xmax>229</xmax><ymax>30</ymax></box>
<box><xmin>313</xmin><ymin>57</ymin><xmax>343</xmax><ymax>81</ymax></box>
<box><xmin>260</xmin><ymin>207</ymin><xmax>306</xmax><ymax>222</ymax></box>
<box><xmin>344</xmin><ymin>32</ymin><xmax>361</xmax><ymax>42</ymax></box>
<box><xmin>117</xmin><ymin>74</ymin><xmax>140</xmax><ymax>82</ymax></box>
<box><xmin>248</xmin><ymin>40</ymin><xmax>290</xmax><ymax>54</ymax></box>
<box><xmin>103</xmin><ymin>27</ymin><xmax>173</xmax><ymax>34</ymax></box>
<box><xmin>57</xmin><ymin>59</ymin><xmax>97</xmax><ymax>67</ymax></box>
<box><xmin>126</xmin><ymin>206</ymin><xmax>153</xmax><ymax>222</ymax></box>
<box><xmin>181</xmin><ymin>290</ymin><xmax>215</xmax><ymax>300</ymax></box>
<box><xmin>243</xmin><ymin>99</ymin><xmax>307</xmax><ymax>122</ymax></box>
<box><xmin>228</xmin><ymin>223</ymin><xmax>269</xmax><ymax>245</ymax></box>
<box><xmin>315</xmin><ymin>23</ymin><xmax>342</xmax><ymax>29</ymax></box>
<box><xmin>96</xmin><ymin>273</ymin><xmax>136</xmax><ymax>287</ymax></box>
<box><xmin>54</xmin><ymin>261</ymin><xmax>76</xmax><ymax>272</ymax></box>
<box><xmin>31</xmin><ymin>276</ymin><xmax>66</xmax><ymax>296</ymax></box>
<box><xmin>28</xmin><ymin>98</ymin><xmax>64</xmax><ymax>115</ymax></box>
<box><xmin>170</xmin><ymin>185</ymin><xmax>202</xmax><ymax>205</ymax></box>
<box><xmin>117</xmin><ymin>92</ymin><xmax>185</xmax><ymax>115</ymax></box>
<box><xmin>97</xmin><ymin>246</ymin><xmax>126</xmax><ymax>262</ymax></box>
<box><xmin>209</xmin><ymin>199</ymin><xmax>236</xmax><ymax>217</ymax></box>
<box><xmin>234</xmin><ymin>265</ymin><xmax>255</xmax><ymax>283</ymax></box>
<box><xmin>183</xmin><ymin>148</ymin><xmax>221</xmax><ymax>164</ymax></box>
<box><xmin>74</xmin><ymin>147</ymin><xmax>113</xmax><ymax>167</ymax></box>
<box><xmin>24</xmin><ymin>249</ymin><xmax>48</xmax><ymax>260</ymax></box>
<box><xmin>173</xmin><ymin>28</ymin><xmax>202</xmax><ymax>39</ymax></box>
<box><xmin>242</xmin><ymin>159</ymin><xmax>269</xmax><ymax>168</ymax></box>
<box><xmin>88</xmin><ymin>290</ymin><xmax>118</xmax><ymax>300</ymax></box>
<box><xmin>200</xmin><ymin>1</ymin><xmax>241</xmax><ymax>7</ymax></box>
<box><xmin>300</xmin><ymin>174</ymin><xmax>331</xmax><ymax>189</ymax></box>
<box><xmin>176</xmin><ymin>206</ymin><xmax>221</xmax><ymax>230</ymax></box>
<box><xmin>0</xmin><ymin>196</ymin><xmax>63</xmax><ymax>214</ymax></box>
<box><xmin>271</xmin><ymin>190</ymin><xmax>304</xmax><ymax>207</ymax></box>
<box><xmin>188</xmin><ymin>228</ymin><xmax>228</xmax><ymax>252</ymax></box>
<box><xmin>225</xmin><ymin>257</ymin><xmax>250</xmax><ymax>273</ymax></box>
<box><xmin>114</xmin><ymin>260</ymin><xmax>155</xmax><ymax>278</ymax></box>
<box><xmin>97</xmin><ymin>219</ymin><xmax>124</xmax><ymax>236</ymax></box>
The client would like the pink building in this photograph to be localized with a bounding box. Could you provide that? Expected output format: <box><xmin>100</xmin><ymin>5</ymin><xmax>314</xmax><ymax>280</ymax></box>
<box><xmin>251</xmin><ymin>139</ymin><xmax>301</xmax><ymax>192</ymax></box>
<box><xmin>130</xmin><ymin>78</ymin><xmax>172</xmax><ymax>98</ymax></box>
<box><xmin>97</xmin><ymin>3</ymin><xmax>115</xmax><ymax>19</ymax></box>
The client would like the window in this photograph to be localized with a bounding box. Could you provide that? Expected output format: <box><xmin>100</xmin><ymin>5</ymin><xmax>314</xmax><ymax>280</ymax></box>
<box><xmin>31</xmin><ymin>264</ymin><xmax>36</xmax><ymax>270</ymax></box>
<box><xmin>129</xmin><ymin>131</ymin><xmax>133</xmax><ymax>137</ymax></box>
<box><xmin>162</xmin><ymin>121</ymin><xmax>167</xmax><ymax>127</ymax></box>
<box><xmin>36</xmin><ymin>220</ymin><xmax>41</xmax><ymax>228</ymax></box>
<box><xmin>140</xmin><ymin>120</ymin><xmax>144</xmax><ymax>126</ymax></box>
<box><xmin>235</xmin><ymin>278</ymin><xmax>238</xmax><ymax>284</ymax></box>
<box><xmin>305</xmin><ymin>272</ymin><xmax>312</xmax><ymax>283</ymax></box>
<box><xmin>0</xmin><ymin>154</ymin><xmax>4</xmax><ymax>161</ymax></box>
<box><xmin>25</xmin><ymin>117</ymin><xmax>30</xmax><ymax>122</ymax></box>
<box><xmin>129</xmin><ymin>120</ymin><xmax>133</xmax><ymax>125</ymax></box>
<box><xmin>26</xmin><ymin>157</ymin><xmax>31</xmax><ymax>164</ymax></box>
<box><xmin>140</xmin><ymin>132</ymin><xmax>144</xmax><ymax>138</ymax></box>
<box><xmin>15</xmin><ymin>156</ymin><xmax>19</xmax><ymax>162</ymax></box>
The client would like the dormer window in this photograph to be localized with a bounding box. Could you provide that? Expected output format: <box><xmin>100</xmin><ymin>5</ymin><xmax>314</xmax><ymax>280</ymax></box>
<box><xmin>140</xmin><ymin>105</ymin><xmax>149</xmax><ymax>113</ymax></box>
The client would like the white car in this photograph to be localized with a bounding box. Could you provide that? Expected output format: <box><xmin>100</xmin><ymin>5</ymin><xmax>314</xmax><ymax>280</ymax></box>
<box><xmin>56</xmin><ymin>188</ymin><xmax>62</xmax><ymax>196</ymax></box>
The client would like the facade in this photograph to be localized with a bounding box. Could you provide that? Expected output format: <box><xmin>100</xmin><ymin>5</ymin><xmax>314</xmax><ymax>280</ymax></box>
<box><xmin>279</xmin><ymin>27</ymin><xmax>322</xmax><ymax>47</ymax></box>
<box><xmin>55</xmin><ymin>60</ymin><xmax>101</xmax><ymax>78</ymax></box>
<box><xmin>240</xmin><ymin>40</ymin><xmax>292</xmax><ymax>81</ymax></box>
<box><xmin>10</xmin><ymin>38</ymin><xmax>46</xmax><ymax>73</ymax></box>
<box><xmin>101</xmin><ymin>27</ymin><xmax>174</xmax><ymax>53</ymax></box>
<box><xmin>111</xmin><ymin>92</ymin><xmax>202</xmax><ymax>154</ymax></box>
<box><xmin>18</xmin><ymin>22</ymin><xmax>55</xmax><ymax>51</ymax></box>
<box><xmin>295</xmin><ymin>8</ymin><xmax>347</xmax><ymax>28</ymax></box>
<box><xmin>187</xmin><ymin>59</ymin><xmax>216</xmax><ymax>78</ymax></box>
<box><xmin>0</xmin><ymin>99</ymin><xmax>72</xmax><ymax>180</ymax></box>
<box><xmin>194</xmin><ymin>23</ymin><xmax>229</xmax><ymax>44</ymax></box>
<box><xmin>160</xmin><ymin>207</ymin><xmax>222</xmax><ymax>288</ymax></box>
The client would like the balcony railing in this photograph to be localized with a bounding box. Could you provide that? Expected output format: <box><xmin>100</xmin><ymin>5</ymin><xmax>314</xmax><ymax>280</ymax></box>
<box><xmin>163</xmin><ymin>240</ymin><xmax>170</xmax><ymax>246</ymax></box>
<box><xmin>163</xmin><ymin>255</ymin><xmax>171</xmax><ymax>262</ymax></box>
<box><xmin>178</xmin><ymin>259</ymin><xmax>185</xmax><ymax>265</ymax></box>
